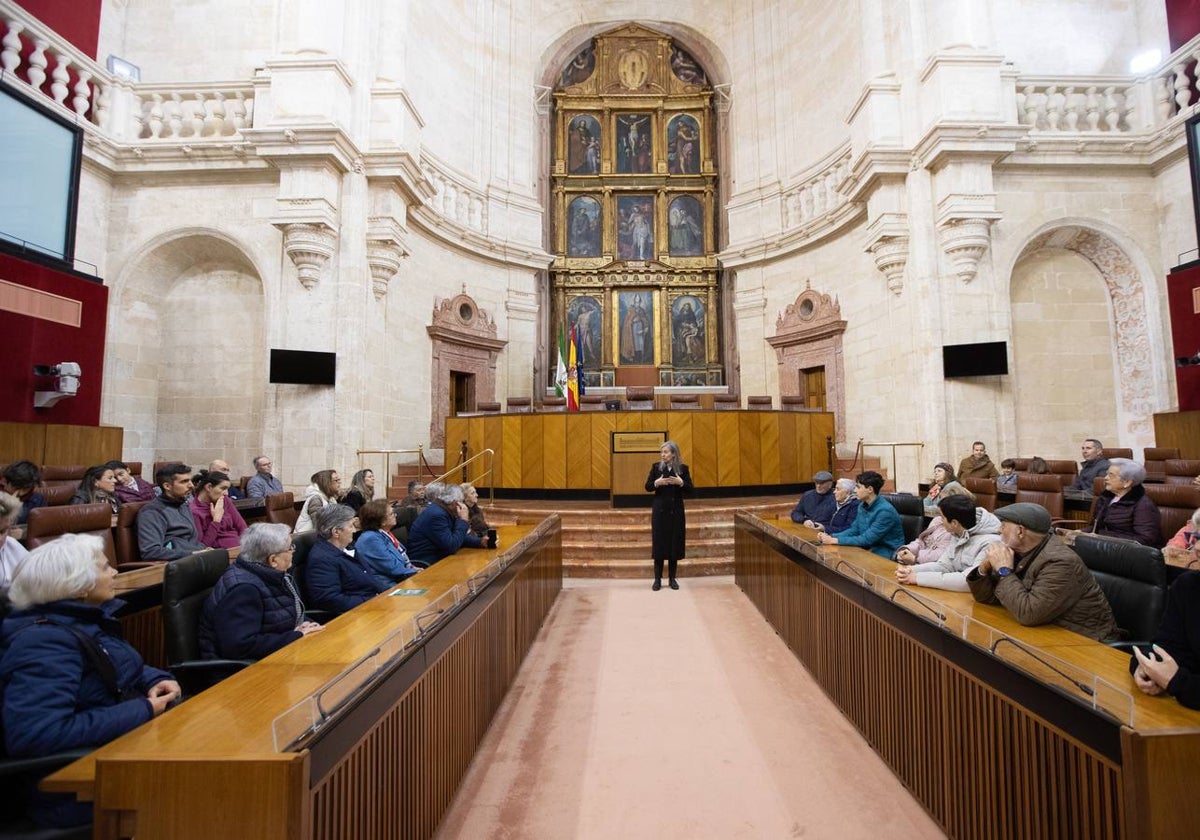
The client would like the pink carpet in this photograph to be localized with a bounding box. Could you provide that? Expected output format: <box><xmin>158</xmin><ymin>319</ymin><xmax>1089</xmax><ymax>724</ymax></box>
<box><xmin>435</xmin><ymin>576</ymin><xmax>946</xmax><ymax>839</ymax></box>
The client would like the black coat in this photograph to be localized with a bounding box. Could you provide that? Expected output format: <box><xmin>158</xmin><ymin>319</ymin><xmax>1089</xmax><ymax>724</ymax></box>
<box><xmin>646</xmin><ymin>462</ymin><xmax>692</xmax><ymax>560</ymax></box>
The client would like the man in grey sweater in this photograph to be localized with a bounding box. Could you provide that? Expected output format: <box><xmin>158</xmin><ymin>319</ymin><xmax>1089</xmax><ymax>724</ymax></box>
<box><xmin>137</xmin><ymin>462</ymin><xmax>205</xmax><ymax>560</ymax></box>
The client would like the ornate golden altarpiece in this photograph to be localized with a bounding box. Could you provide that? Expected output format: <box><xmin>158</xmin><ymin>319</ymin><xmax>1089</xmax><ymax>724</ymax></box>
<box><xmin>551</xmin><ymin>24</ymin><xmax>722</xmax><ymax>388</ymax></box>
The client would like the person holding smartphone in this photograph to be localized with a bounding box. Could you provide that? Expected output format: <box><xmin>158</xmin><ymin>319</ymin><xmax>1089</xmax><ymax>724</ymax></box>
<box><xmin>646</xmin><ymin>441</ymin><xmax>692</xmax><ymax>591</ymax></box>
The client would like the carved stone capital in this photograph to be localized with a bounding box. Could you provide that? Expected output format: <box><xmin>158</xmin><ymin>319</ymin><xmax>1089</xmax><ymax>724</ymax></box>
<box><xmin>280</xmin><ymin>223</ymin><xmax>336</xmax><ymax>290</ymax></box>
<box><xmin>939</xmin><ymin>217</ymin><xmax>993</xmax><ymax>283</ymax></box>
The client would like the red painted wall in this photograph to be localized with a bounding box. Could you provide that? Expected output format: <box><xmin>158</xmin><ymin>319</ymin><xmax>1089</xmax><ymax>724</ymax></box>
<box><xmin>1168</xmin><ymin>262</ymin><xmax>1200</xmax><ymax>412</ymax></box>
<box><xmin>0</xmin><ymin>252</ymin><xmax>107</xmax><ymax>425</ymax></box>
<box><xmin>1168</xmin><ymin>0</ymin><xmax>1200</xmax><ymax>51</ymax></box>
<box><xmin>20</xmin><ymin>0</ymin><xmax>102</xmax><ymax>59</ymax></box>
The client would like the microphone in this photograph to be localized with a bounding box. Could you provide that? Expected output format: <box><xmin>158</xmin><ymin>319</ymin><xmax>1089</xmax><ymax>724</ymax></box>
<box><xmin>890</xmin><ymin>587</ymin><xmax>948</xmax><ymax>621</ymax></box>
<box><xmin>834</xmin><ymin>559</ymin><xmax>868</xmax><ymax>585</ymax></box>
<box><xmin>990</xmin><ymin>636</ymin><xmax>1095</xmax><ymax>697</ymax></box>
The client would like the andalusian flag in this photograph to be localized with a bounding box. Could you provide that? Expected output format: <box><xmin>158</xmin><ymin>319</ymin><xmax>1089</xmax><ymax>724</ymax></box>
<box><xmin>567</xmin><ymin>324</ymin><xmax>580</xmax><ymax>411</ymax></box>
<box><xmin>554</xmin><ymin>330</ymin><xmax>568</xmax><ymax>397</ymax></box>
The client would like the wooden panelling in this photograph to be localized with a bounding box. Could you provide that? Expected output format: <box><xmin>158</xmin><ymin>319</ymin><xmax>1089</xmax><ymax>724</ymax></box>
<box><xmin>501</xmin><ymin>415</ymin><xmax>523</xmax><ymax>489</ymax></box>
<box><xmin>689</xmin><ymin>411</ymin><xmax>717</xmax><ymax>487</ymax></box>
<box><xmin>666</xmin><ymin>412</ymin><xmax>693</xmax><ymax>463</ymax></box>
<box><xmin>777</xmin><ymin>413</ymin><xmax>799</xmax><ymax>484</ymax></box>
<box><xmin>565</xmin><ymin>414</ymin><xmax>591</xmax><ymax>489</ymax></box>
<box><xmin>466</xmin><ymin>417</ymin><xmax>485</xmax><ymax>483</ymax></box>
<box><xmin>715</xmin><ymin>411</ymin><xmax>741</xmax><ymax>486</ymax></box>
<box><xmin>590</xmin><ymin>413</ymin><xmax>616</xmax><ymax>489</ymax></box>
<box><xmin>119</xmin><ymin>604</ymin><xmax>165</xmax><ymax>670</ymax></box>
<box><xmin>809</xmin><ymin>412</ymin><xmax>834</xmax><ymax>473</ymax></box>
<box><xmin>481</xmin><ymin>415</ymin><xmax>502</xmax><ymax>487</ymax></box>
<box><xmin>738</xmin><ymin>413</ymin><xmax>762</xmax><ymax>485</ymax></box>
<box><xmin>43</xmin><ymin>424</ymin><xmax>123</xmax><ymax>466</ymax></box>
<box><xmin>758</xmin><ymin>414</ymin><xmax>781</xmax><ymax>485</ymax></box>
<box><xmin>1153</xmin><ymin>411</ymin><xmax>1200</xmax><ymax>459</ymax></box>
<box><xmin>0</xmin><ymin>421</ymin><xmax>47</xmax><ymax>464</ymax></box>
<box><xmin>540</xmin><ymin>414</ymin><xmax>567</xmax><ymax>489</ymax></box>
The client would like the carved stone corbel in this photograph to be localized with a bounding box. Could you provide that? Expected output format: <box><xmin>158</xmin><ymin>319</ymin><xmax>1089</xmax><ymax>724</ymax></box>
<box><xmin>863</xmin><ymin>212</ymin><xmax>909</xmax><ymax>295</ymax></box>
<box><xmin>365</xmin><ymin>217</ymin><xmax>410</xmax><ymax>301</ymax></box>
<box><xmin>280</xmin><ymin>223</ymin><xmax>336</xmax><ymax>290</ymax></box>
<box><xmin>939</xmin><ymin>217</ymin><xmax>994</xmax><ymax>283</ymax></box>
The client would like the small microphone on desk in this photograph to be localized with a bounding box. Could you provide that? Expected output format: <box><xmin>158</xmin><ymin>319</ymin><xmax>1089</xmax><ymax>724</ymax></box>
<box><xmin>990</xmin><ymin>636</ymin><xmax>1095</xmax><ymax>697</ymax></box>
<box><xmin>890</xmin><ymin>587</ymin><xmax>947</xmax><ymax>622</ymax></box>
<box><xmin>834</xmin><ymin>559</ymin><xmax>868</xmax><ymax>585</ymax></box>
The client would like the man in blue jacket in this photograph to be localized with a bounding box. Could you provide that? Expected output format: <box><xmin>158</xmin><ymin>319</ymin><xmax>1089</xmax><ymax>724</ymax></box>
<box><xmin>815</xmin><ymin>470</ymin><xmax>904</xmax><ymax>558</ymax></box>
<box><xmin>406</xmin><ymin>483</ymin><xmax>483</xmax><ymax>566</ymax></box>
<box><xmin>789</xmin><ymin>470</ymin><xmax>836</xmax><ymax>528</ymax></box>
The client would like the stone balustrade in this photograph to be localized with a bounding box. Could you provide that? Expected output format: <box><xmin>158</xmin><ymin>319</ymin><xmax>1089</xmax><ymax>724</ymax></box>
<box><xmin>781</xmin><ymin>148</ymin><xmax>852</xmax><ymax>230</ymax></box>
<box><xmin>1</xmin><ymin>8</ymin><xmax>108</xmax><ymax>127</ymax></box>
<box><xmin>134</xmin><ymin>86</ymin><xmax>254</xmax><ymax>141</ymax></box>
<box><xmin>419</xmin><ymin>157</ymin><xmax>488</xmax><ymax>234</ymax></box>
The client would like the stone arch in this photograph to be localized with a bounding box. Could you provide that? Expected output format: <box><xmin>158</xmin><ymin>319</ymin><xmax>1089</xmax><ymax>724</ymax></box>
<box><xmin>1007</xmin><ymin>222</ymin><xmax>1166</xmax><ymax>448</ymax></box>
<box><xmin>537</xmin><ymin>22</ymin><xmax>731</xmax><ymax>90</ymax></box>
<box><xmin>102</xmin><ymin>230</ymin><xmax>266</xmax><ymax>467</ymax></box>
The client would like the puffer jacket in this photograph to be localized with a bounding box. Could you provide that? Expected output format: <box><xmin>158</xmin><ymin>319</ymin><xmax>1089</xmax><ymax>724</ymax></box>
<box><xmin>910</xmin><ymin>508</ymin><xmax>1002</xmax><ymax>592</ymax></box>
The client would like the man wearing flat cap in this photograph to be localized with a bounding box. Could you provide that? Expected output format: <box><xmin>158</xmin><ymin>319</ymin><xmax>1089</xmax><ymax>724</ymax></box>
<box><xmin>966</xmin><ymin>503</ymin><xmax>1117</xmax><ymax>641</ymax></box>
<box><xmin>790</xmin><ymin>470</ymin><xmax>836</xmax><ymax>530</ymax></box>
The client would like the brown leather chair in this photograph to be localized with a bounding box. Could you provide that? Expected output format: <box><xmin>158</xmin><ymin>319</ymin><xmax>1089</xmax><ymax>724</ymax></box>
<box><xmin>1015</xmin><ymin>473</ymin><xmax>1064</xmax><ymax>518</ymax></box>
<box><xmin>626</xmin><ymin>386</ymin><xmax>655</xmax><ymax>410</ymax></box>
<box><xmin>746</xmin><ymin>395</ymin><xmax>773</xmax><ymax>409</ymax></box>
<box><xmin>506</xmin><ymin>397</ymin><xmax>532</xmax><ymax>414</ymax></box>
<box><xmin>1165</xmin><ymin>459</ymin><xmax>1200</xmax><ymax>486</ymax></box>
<box><xmin>780</xmin><ymin>395</ymin><xmax>808</xmax><ymax>411</ymax></box>
<box><xmin>541</xmin><ymin>396</ymin><xmax>567</xmax><ymax>412</ymax></box>
<box><xmin>712</xmin><ymin>393</ymin><xmax>739</xmax><ymax>410</ymax></box>
<box><xmin>477</xmin><ymin>401</ymin><xmax>502</xmax><ymax>414</ymax></box>
<box><xmin>39</xmin><ymin>484</ymin><xmax>77</xmax><ymax>506</ymax></box>
<box><xmin>963</xmin><ymin>477</ymin><xmax>997</xmax><ymax>512</ymax></box>
<box><xmin>126</xmin><ymin>461</ymin><xmax>144</xmax><ymax>477</ymax></box>
<box><xmin>1100</xmin><ymin>448</ymin><xmax>1133</xmax><ymax>461</ymax></box>
<box><xmin>1044</xmin><ymin>460</ymin><xmax>1078</xmax><ymax>488</ymax></box>
<box><xmin>668</xmin><ymin>394</ymin><xmax>700</xmax><ymax>410</ymax></box>
<box><xmin>1010</xmin><ymin>458</ymin><xmax>1030</xmax><ymax>472</ymax></box>
<box><xmin>1142</xmin><ymin>483</ymin><xmax>1200</xmax><ymax>546</ymax></box>
<box><xmin>580</xmin><ymin>395</ymin><xmax>605</xmax><ymax>412</ymax></box>
<box><xmin>40</xmin><ymin>465</ymin><xmax>86</xmax><ymax>482</ymax></box>
<box><xmin>1144</xmin><ymin>448</ymin><xmax>1180</xmax><ymax>483</ymax></box>
<box><xmin>264</xmin><ymin>491</ymin><xmax>298</xmax><ymax>531</ymax></box>
<box><xmin>23</xmin><ymin>503</ymin><xmax>117</xmax><ymax>568</ymax></box>
<box><xmin>114</xmin><ymin>500</ymin><xmax>150</xmax><ymax>568</ymax></box>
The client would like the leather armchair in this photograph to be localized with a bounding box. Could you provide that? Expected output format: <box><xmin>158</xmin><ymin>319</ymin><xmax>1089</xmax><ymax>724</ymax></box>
<box><xmin>1072</xmin><ymin>534</ymin><xmax>1167</xmax><ymax>649</ymax></box>
<box><xmin>290</xmin><ymin>531</ymin><xmax>332</xmax><ymax>623</ymax></box>
<box><xmin>963</xmin><ymin>477</ymin><xmax>997</xmax><ymax>512</ymax></box>
<box><xmin>23</xmin><ymin>503</ymin><xmax>116</xmax><ymax>568</ymax></box>
<box><xmin>1015</xmin><ymin>473</ymin><xmax>1064</xmax><ymax>518</ymax></box>
<box><xmin>113</xmin><ymin>500</ymin><xmax>150</xmax><ymax>569</ymax></box>
<box><xmin>0</xmin><ymin>747</ymin><xmax>92</xmax><ymax>839</ymax></box>
<box><xmin>161</xmin><ymin>548</ymin><xmax>250</xmax><ymax>697</ymax></box>
<box><xmin>263</xmin><ymin>491</ymin><xmax>298</xmax><ymax>531</ymax></box>
<box><xmin>882</xmin><ymin>492</ymin><xmax>924</xmax><ymax>543</ymax></box>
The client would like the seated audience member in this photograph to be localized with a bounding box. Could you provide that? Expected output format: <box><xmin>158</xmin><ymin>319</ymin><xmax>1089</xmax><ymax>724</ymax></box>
<box><xmin>393</xmin><ymin>480</ymin><xmax>428</xmax><ymax>528</ymax></box>
<box><xmin>997</xmin><ymin>459</ymin><xmax>1018</xmax><ymax>489</ymax></box>
<box><xmin>0</xmin><ymin>534</ymin><xmax>180</xmax><ymax>828</ymax></box>
<box><xmin>69</xmin><ymin>464</ymin><xmax>121</xmax><ymax>515</ymax></box>
<box><xmin>1163</xmin><ymin>508</ymin><xmax>1200</xmax><ymax>568</ymax></box>
<box><xmin>895</xmin><ymin>516</ymin><xmax>954</xmax><ymax>566</ymax></box>
<box><xmin>341</xmin><ymin>469</ymin><xmax>375</xmax><ymax>513</ymax></box>
<box><xmin>406</xmin><ymin>484</ymin><xmax>484</xmax><ymax>566</ymax></box>
<box><xmin>246</xmin><ymin>455</ymin><xmax>284</xmax><ymax>499</ymax></box>
<box><xmin>198</xmin><ymin>523</ymin><xmax>322</xmax><ymax>661</ymax></box>
<box><xmin>895</xmin><ymin>495</ymin><xmax>1002</xmax><ymax>592</ymax></box>
<box><xmin>927</xmin><ymin>462</ymin><xmax>972</xmax><ymax>505</ymax></box>
<box><xmin>1</xmin><ymin>460</ymin><xmax>45</xmax><ymax>525</ymax></box>
<box><xmin>820</xmin><ymin>478</ymin><xmax>860</xmax><ymax>535</ymax></box>
<box><xmin>815</xmin><ymin>471</ymin><xmax>904</xmax><ymax>559</ymax></box>
<box><xmin>462</xmin><ymin>482</ymin><xmax>490</xmax><ymax>538</ymax></box>
<box><xmin>1069</xmin><ymin>438</ymin><xmax>1110</xmax><ymax>492</ymax></box>
<box><xmin>958</xmin><ymin>441</ymin><xmax>999</xmax><ymax>480</ymax></box>
<box><xmin>189</xmin><ymin>470</ymin><xmax>248</xmax><ymax>550</ymax></box>
<box><xmin>789</xmin><ymin>470</ymin><xmax>836</xmax><ymax>527</ymax></box>
<box><xmin>1130</xmin><ymin>566</ymin><xmax>1200</xmax><ymax>710</ymax></box>
<box><xmin>354</xmin><ymin>499</ymin><xmax>420</xmax><ymax>589</ymax></box>
<box><xmin>0</xmin><ymin>492</ymin><xmax>30</xmax><ymax>603</ymax></box>
<box><xmin>295</xmin><ymin>469</ymin><xmax>342</xmax><ymax>534</ymax></box>
<box><xmin>108</xmin><ymin>460</ymin><xmax>155</xmax><ymax>503</ymax></box>
<box><xmin>1076</xmin><ymin>458</ymin><xmax>1163</xmax><ymax>547</ymax></box>
<box><xmin>206</xmin><ymin>459</ymin><xmax>243</xmax><ymax>500</ymax></box>
<box><xmin>304</xmin><ymin>505</ymin><xmax>383</xmax><ymax>616</ymax></box>
<box><xmin>1027</xmin><ymin>456</ymin><xmax>1050</xmax><ymax>475</ymax></box>
<box><xmin>966</xmin><ymin>503</ymin><xmax>1118</xmax><ymax>641</ymax></box>
<box><xmin>136</xmin><ymin>462</ymin><xmax>205</xmax><ymax>561</ymax></box>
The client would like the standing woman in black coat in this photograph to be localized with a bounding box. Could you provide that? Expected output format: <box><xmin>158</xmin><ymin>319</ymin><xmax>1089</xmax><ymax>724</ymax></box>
<box><xmin>646</xmin><ymin>440</ymin><xmax>692</xmax><ymax>590</ymax></box>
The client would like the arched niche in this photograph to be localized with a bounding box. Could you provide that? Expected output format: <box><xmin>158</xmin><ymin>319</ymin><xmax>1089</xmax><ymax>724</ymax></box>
<box><xmin>767</xmin><ymin>283</ymin><xmax>847</xmax><ymax>441</ymax></box>
<box><xmin>427</xmin><ymin>291</ymin><xmax>507</xmax><ymax>447</ymax></box>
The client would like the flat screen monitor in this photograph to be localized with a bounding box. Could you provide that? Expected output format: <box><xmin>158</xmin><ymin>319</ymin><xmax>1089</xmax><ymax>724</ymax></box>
<box><xmin>942</xmin><ymin>341</ymin><xmax>1008</xmax><ymax>378</ymax></box>
<box><xmin>269</xmin><ymin>349</ymin><xmax>337</xmax><ymax>385</ymax></box>
<box><xmin>1188</xmin><ymin>112</ymin><xmax>1200</xmax><ymax>252</ymax></box>
<box><xmin>0</xmin><ymin>85</ymin><xmax>82</xmax><ymax>263</ymax></box>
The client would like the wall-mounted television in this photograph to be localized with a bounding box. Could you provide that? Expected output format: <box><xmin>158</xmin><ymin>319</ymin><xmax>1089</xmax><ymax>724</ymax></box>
<box><xmin>269</xmin><ymin>349</ymin><xmax>337</xmax><ymax>385</ymax></box>
<box><xmin>942</xmin><ymin>341</ymin><xmax>1008</xmax><ymax>378</ymax></box>
<box><xmin>0</xmin><ymin>85</ymin><xmax>82</xmax><ymax>263</ymax></box>
<box><xmin>1187</xmin><ymin>112</ymin><xmax>1200</xmax><ymax>254</ymax></box>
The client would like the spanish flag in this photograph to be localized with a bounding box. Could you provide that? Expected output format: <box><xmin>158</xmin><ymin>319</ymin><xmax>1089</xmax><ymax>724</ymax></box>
<box><xmin>567</xmin><ymin>324</ymin><xmax>580</xmax><ymax>411</ymax></box>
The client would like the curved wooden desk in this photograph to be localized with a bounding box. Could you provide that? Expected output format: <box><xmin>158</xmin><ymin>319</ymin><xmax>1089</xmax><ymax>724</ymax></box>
<box><xmin>736</xmin><ymin>513</ymin><xmax>1200</xmax><ymax>840</ymax></box>
<box><xmin>44</xmin><ymin>519</ymin><xmax>562</xmax><ymax>840</ymax></box>
<box><xmin>445</xmin><ymin>409</ymin><xmax>834</xmax><ymax>492</ymax></box>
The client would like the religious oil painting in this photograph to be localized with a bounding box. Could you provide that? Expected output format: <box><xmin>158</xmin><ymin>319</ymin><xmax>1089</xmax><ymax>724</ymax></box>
<box><xmin>670</xmin><ymin>45</ymin><xmax>707</xmax><ymax>86</ymax></box>
<box><xmin>567</xmin><ymin>295</ymin><xmax>602</xmax><ymax>366</ymax></box>
<box><xmin>616</xmin><ymin>113</ymin><xmax>653</xmax><ymax>174</ymax></box>
<box><xmin>668</xmin><ymin>196</ymin><xmax>703</xmax><ymax>256</ymax></box>
<box><xmin>567</xmin><ymin>115</ymin><xmax>601</xmax><ymax>175</ymax></box>
<box><xmin>617</xmin><ymin>196</ymin><xmax>654</xmax><ymax>261</ymax></box>
<box><xmin>618</xmin><ymin>291</ymin><xmax>654</xmax><ymax>365</ymax></box>
<box><xmin>671</xmin><ymin>295</ymin><xmax>706</xmax><ymax>367</ymax></box>
<box><xmin>560</xmin><ymin>44</ymin><xmax>595</xmax><ymax>87</ymax></box>
<box><xmin>567</xmin><ymin>196</ymin><xmax>602</xmax><ymax>257</ymax></box>
<box><xmin>667</xmin><ymin>115</ymin><xmax>700</xmax><ymax>175</ymax></box>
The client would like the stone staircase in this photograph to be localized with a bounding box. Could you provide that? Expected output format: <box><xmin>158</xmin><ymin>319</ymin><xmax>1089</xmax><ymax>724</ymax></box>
<box><xmin>486</xmin><ymin>497</ymin><xmax>797</xmax><ymax>578</ymax></box>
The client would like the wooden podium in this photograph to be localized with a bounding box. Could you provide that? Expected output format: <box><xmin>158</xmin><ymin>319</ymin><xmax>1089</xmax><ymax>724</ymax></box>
<box><xmin>609</xmin><ymin>430</ymin><xmax>666</xmax><ymax>507</ymax></box>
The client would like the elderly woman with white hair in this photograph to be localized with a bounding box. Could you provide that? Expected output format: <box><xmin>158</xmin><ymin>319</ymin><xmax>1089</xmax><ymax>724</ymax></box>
<box><xmin>1164</xmin><ymin>508</ymin><xmax>1200</xmax><ymax>568</ymax></box>
<box><xmin>0</xmin><ymin>491</ymin><xmax>30</xmax><ymax>603</ymax></box>
<box><xmin>0</xmin><ymin>534</ymin><xmax>180</xmax><ymax>828</ymax></box>
<box><xmin>1083</xmin><ymin>457</ymin><xmax>1163</xmax><ymax>547</ymax></box>
<box><xmin>807</xmin><ymin>478</ymin><xmax>860</xmax><ymax>536</ymax></box>
<box><xmin>198</xmin><ymin>523</ymin><xmax>323</xmax><ymax>661</ymax></box>
<box><xmin>406</xmin><ymin>483</ymin><xmax>483</xmax><ymax>567</ymax></box>
<box><xmin>304</xmin><ymin>504</ymin><xmax>385</xmax><ymax>616</ymax></box>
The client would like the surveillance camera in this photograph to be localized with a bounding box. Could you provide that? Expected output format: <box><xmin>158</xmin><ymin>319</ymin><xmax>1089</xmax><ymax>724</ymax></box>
<box><xmin>33</xmin><ymin>362</ymin><xmax>82</xmax><ymax>409</ymax></box>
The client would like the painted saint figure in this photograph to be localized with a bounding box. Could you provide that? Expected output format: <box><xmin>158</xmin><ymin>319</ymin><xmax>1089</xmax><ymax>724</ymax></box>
<box><xmin>620</xmin><ymin>295</ymin><xmax>651</xmax><ymax>364</ymax></box>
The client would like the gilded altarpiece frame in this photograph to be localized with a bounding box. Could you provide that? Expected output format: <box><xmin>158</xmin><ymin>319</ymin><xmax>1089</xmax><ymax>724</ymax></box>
<box><xmin>550</xmin><ymin>24</ymin><xmax>723</xmax><ymax>389</ymax></box>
